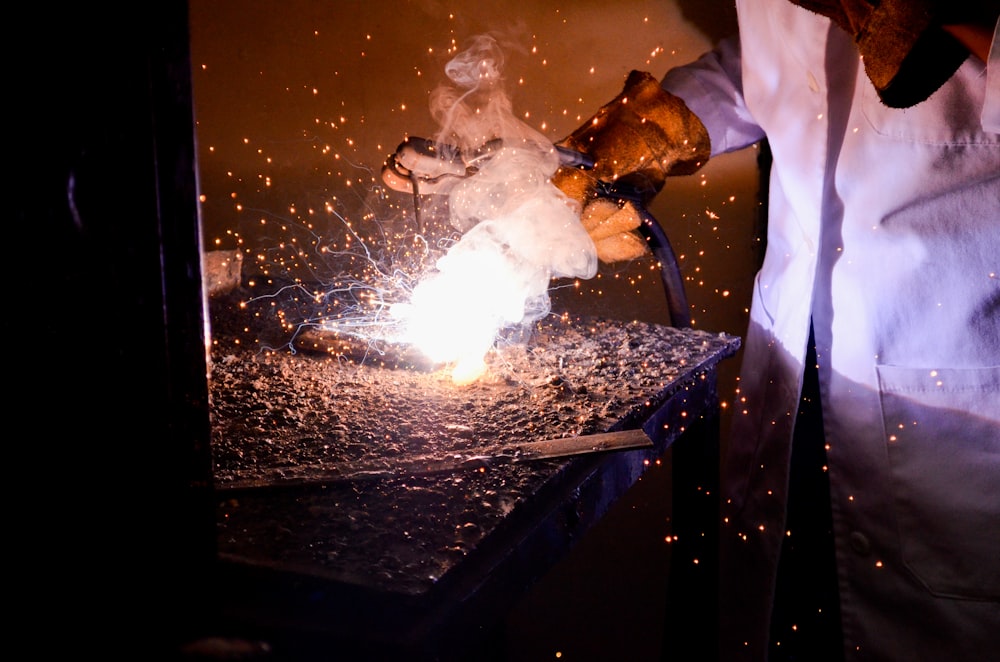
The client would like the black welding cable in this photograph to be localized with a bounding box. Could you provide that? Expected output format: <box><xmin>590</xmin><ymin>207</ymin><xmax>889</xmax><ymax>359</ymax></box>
<box><xmin>634</xmin><ymin>205</ymin><xmax>691</xmax><ymax>328</ymax></box>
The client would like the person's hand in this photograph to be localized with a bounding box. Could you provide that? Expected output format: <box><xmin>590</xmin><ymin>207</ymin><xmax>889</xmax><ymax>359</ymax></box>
<box><xmin>552</xmin><ymin>70</ymin><xmax>710</xmax><ymax>263</ymax></box>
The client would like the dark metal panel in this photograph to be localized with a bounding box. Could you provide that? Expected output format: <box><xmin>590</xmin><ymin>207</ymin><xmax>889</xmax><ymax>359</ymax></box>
<box><xmin>10</xmin><ymin>3</ymin><xmax>215</xmax><ymax>656</ymax></box>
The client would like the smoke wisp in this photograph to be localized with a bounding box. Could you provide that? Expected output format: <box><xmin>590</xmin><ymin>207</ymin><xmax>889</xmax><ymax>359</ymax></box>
<box><xmin>391</xmin><ymin>34</ymin><xmax>596</xmax><ymax>384</ymax></box>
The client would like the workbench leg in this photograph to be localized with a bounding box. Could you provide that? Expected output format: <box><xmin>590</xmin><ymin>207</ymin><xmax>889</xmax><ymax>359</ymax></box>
<box><xmin>661</xmin><ymin>389</ymin><xmax>720</xmax><ymax>661</ymax></box>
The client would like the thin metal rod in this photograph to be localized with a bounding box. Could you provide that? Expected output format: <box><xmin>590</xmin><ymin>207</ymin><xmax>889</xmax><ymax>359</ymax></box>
<box><xmin>215</xmin><ymin>428</ymin><xmax>652</xmax><ymax>493</ymax></box>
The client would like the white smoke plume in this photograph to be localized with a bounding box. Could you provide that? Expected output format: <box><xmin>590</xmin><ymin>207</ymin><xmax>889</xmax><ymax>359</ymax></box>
<box><xmin>390</xmin><ymin>34</ymin><xmax>597</xmax><ymax>384</ymax></box>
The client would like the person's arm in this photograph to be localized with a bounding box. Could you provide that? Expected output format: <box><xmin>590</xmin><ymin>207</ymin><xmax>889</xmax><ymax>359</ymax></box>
<box><xmin>661</xmin><ymin>34</ymin><xmax>763</xmax><ymax>157</ymax></box>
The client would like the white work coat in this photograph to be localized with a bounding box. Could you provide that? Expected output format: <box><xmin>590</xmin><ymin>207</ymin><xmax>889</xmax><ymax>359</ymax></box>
<box><xmin>663</xmin><ymin>2</ymin><xmax>1000</xmax><ymax>660</ymax></box>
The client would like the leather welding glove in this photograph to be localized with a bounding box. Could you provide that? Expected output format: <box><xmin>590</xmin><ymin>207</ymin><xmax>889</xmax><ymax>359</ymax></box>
<box><xmin>552</xmin><ymin>70</ymin><xmax>710</xmax><ymax>263</ymax></box>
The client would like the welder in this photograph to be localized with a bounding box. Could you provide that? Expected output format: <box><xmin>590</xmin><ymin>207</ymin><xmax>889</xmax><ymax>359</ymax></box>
<box><xmin>551</xmin><ymin>1</ymin><xmax>1000</xmax><ymax>660</ymax></box>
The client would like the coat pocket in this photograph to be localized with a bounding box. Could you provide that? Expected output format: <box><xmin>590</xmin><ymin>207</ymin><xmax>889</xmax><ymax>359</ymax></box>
<box><xmin>876</xmin><ymin>364</ymin><xmax>1000</xmax><ymax>600</ymax></box>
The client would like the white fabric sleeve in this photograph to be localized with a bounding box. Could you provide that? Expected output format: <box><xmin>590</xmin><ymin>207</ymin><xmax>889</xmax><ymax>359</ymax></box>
<box><xmin>661</xmin><ymin>35</ymin><xmax>765</xmax><ymax>156</ymax></box>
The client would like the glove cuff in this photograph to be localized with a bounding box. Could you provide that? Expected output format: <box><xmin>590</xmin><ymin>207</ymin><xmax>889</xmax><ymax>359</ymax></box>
<box><xmin>559</xmin><ymin>70</ymin><xmax>710</xmax><ymax>201</ymax></box>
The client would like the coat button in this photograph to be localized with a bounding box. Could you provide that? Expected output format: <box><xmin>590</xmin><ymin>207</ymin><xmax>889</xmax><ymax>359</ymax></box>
<box><xmin>849</xmin><ymin>531</ymin><xmax>871</xmax><ymax>556</ymax></box>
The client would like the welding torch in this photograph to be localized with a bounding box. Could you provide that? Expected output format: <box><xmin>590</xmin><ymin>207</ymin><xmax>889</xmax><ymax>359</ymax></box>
<box><xmin>381</xmin><ymin>136</ymin><xmax>595</xmax><ymax>196</ymax></box>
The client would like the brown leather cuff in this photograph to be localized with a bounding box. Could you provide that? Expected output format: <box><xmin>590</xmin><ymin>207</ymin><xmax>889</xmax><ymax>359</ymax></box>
<box><xmin>557</xmin><ymin>70</ymin><xmax>710</xmax><ymax>202</ymax></box>
<box><xmin>791</xmin><ymin>0</ymin><xmax>979</xmax><ymax>108</ymax></box>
